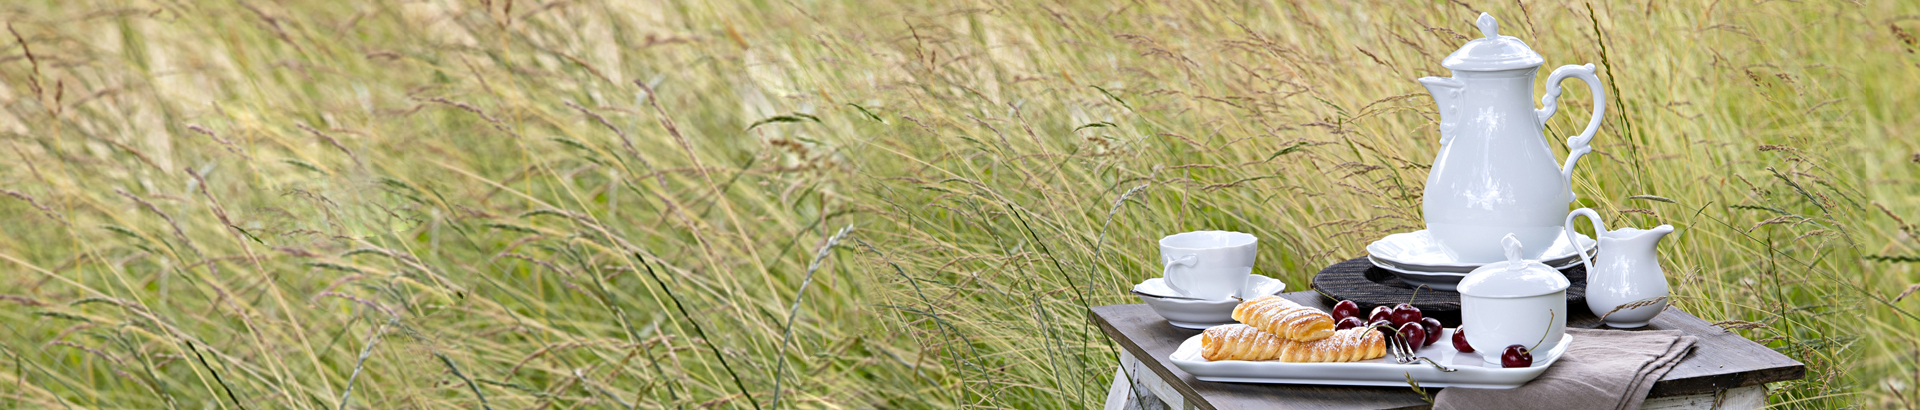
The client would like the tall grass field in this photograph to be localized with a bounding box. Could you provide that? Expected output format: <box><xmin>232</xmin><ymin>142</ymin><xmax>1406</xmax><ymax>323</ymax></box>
<box><xmin>1</xmin><ymin>0</ymin><xmax>1916</xmax><ymax>408</ymax></box>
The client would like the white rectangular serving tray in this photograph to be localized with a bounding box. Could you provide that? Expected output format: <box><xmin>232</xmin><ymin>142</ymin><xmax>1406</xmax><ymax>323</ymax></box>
<box><xmin>1169</xmin><ymin>329</ymin><xmax>1570</xmax><ymax>389</ymax></box>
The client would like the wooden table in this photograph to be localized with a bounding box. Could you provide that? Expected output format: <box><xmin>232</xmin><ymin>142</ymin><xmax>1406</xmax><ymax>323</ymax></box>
<box><xmin>1094</xmin><ymin>291</ymin><xmax>1804</xmax><ymax>410</ymax></box>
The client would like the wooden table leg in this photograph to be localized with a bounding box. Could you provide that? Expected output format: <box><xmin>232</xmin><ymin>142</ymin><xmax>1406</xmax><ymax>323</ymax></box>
<box><xmin>1104</xmin><ymin>349</ymin><xmax>1190</xmax><ymax>410</ymax></box>
<box><xmin>1105</xmin><ymin>366</ymin><xmax>1172</xmax><ymax>410</ymax></box>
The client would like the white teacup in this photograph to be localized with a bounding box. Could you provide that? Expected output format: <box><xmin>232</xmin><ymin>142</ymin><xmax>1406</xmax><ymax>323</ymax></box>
<box><xmin>1159</xmin><ymin>231</ymin><xmax>1258</xmax><ymax>300</ymax></box>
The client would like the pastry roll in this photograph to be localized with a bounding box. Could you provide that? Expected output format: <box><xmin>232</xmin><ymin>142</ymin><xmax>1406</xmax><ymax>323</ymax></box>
<box><xmin>1198</xmin><ymin>324</ymin><xmax>1286</xmax><ymax>361</ymax></box>
<box><xmin>1201</xmin><ymin>325</ymin><xmax>1385</xmax><ymax>362</ymax></box>
<box><xmin>1231</xmin><ymin>295</ymin><xmax>1335</xmax><ymax>342</ymax></box>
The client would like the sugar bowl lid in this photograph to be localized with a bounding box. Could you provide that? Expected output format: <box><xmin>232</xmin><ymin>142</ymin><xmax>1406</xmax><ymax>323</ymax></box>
<box><xmin>1441</xmin><ymin>13</ymin><xmax>1546</xmax><ymax>71</ymax></box>
<box><xmin>1457</xmin><ymin>234</ymin><xmax>1570</xmax><ymax>298</ymax></box>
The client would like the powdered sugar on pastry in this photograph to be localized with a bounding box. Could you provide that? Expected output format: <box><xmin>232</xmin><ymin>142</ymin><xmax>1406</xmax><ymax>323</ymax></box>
<box><xmin>1230</xmin><ymin>295</ymin><xmax>1335</xmax><ymax>342</ymax></box>
<box><xmin>1275</xmin><ymin>327</ymin><xmax>1385</xmax><ymax>362</ymax></box>
<box><xmin>1201</xmin><ymin>324</ymin><xmax>1284</xmax><ymax>361</ymax></box>
<box><xmin>1201</xmin><ymin>325</ymin><xmax>1385</xmax><ymax>362</ymax></box>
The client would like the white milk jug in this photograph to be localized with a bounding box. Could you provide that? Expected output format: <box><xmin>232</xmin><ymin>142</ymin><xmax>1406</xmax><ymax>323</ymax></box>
<box><xmin>1566</xmin><ymin>208</ymin><xmax>1674</xmax><ymax>328</ymax></box>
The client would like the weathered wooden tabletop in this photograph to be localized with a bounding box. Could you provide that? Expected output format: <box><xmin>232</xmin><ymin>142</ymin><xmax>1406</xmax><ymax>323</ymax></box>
<box><xmin>1091</xmin><ymin>291</ymin><xmax>1806</xmax><ymax>410</ymax></box>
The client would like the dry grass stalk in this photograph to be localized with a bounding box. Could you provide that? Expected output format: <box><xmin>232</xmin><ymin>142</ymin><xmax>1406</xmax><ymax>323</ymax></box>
<box><xmin>0</xmin><ymin>1</ymin><xmax>1908</xmax><ymax>409</ymax></box>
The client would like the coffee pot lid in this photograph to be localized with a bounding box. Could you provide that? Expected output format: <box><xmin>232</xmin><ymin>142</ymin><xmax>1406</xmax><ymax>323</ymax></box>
<box><xmin>1441</xmin><ymin>13</ymin><xmax>1546</xmax><ymax>72</ymax></box>
<box><xmin>1458</xmin><ymin>234</ymin><xmax>1570</xmax><ymax>298</ymax></box>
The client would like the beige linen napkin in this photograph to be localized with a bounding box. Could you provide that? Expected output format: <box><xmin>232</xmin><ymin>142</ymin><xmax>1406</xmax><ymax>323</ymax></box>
<box><xmin>1434</xmin><ymin>328</ymin><xmax>1698</xmax><ymax>410</ymax></box>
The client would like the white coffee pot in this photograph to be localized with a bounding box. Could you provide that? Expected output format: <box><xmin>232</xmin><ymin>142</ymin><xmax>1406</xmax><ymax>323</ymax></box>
<box><xmin>1420</xmin><ymin>13</ymin><xmax>1608</xmax><ymax>263</ymax></box>
<box><xmin>1565</xmin><ymin>208</ymin><xmax>1674</xmax><ymax>328</ymax></box>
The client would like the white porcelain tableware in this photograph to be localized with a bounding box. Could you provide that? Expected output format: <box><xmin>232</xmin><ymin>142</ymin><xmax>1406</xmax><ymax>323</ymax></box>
<box><xmin>1368</xmin><ymin>257</ymin><xmax>1471</xmax><ymax>291</ymax></box>
<box><xmin>1159</xmin><ymin>231</ymin><xmax>1258</xmax><ymax>300</ymax></box>
<box><xmin>1566</xmin><ymin>208</ymin><xmax>1675</xmax><ymax>328</ymax></box>
<box><xmin>1169</xmin><ymin>329</ymin><xmax>1571</xmax><ymax>389</ymax></box>
<box><xmin>1368</xmin><ymin>256</ymin><xmax>1580</xmax><ymax>292</ymax></box>
<box><xmin>1367</xmin><ymin>229</ymin><xmax>1594</xmax><ymax>273</ymax></box>
<box><xmin>1458</xmin><ymin>234</ymin><xmax>1569</xmax><ymax>365</ymax></box>
<box><xmin>1419</xmin><ymin>13</ymin><xmax>1608</xmax><ymax>263</ymax></box>
<box><xmin>1133</xmin><ymin>274</ymin><xmax>1287</xmax><ymax>329</ymax></box>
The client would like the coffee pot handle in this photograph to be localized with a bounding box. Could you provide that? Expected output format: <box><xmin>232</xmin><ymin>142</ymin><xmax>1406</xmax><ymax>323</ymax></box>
<box><xmin>1537</xmin><ymin>64</ymin><xmax>1607</xmax><ymax>202</ymax></box>
<box><xmin>1564</xmin><ymin>208</ymin><xmax>1606</xmax><ymax>271</ymax></box>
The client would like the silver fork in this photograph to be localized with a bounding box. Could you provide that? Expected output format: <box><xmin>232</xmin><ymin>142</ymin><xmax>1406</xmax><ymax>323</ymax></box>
<box><xmin>1385</xmin><ymin>333</ymin><xmax>1416</xmax><ymax>364</ymax></box>
<box><xmin>1386</xmin><ymin>334</ymin><xmax>1458</xmax><ymax>372</ymax></box>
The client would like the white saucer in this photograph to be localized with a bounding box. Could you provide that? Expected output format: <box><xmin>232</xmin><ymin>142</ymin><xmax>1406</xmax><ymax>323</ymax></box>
<box><xmin>1133</xmin><ymin>275</ymin><xmax>1286</xmax><ymax>329</ymax></box>
<box><xmin>1367</xmin><ymin>230</ymin><xmax>1594</xmax><ymax>273</ymax></box>
<box><xmin>1369</xmin><ymin>256</ymin><xmax>1582</xmax><ymax>291</ymax></box>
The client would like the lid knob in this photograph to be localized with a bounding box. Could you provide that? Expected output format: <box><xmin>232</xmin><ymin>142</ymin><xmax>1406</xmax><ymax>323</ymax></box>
<box><xmin>1441</xmin><ymin>13</ymin><xmax>1544</xmax><ymax>71</ymax></box>
<box><xmin>1476</xmin><ymin>13</ymin><xmax>1499</xmax><ymax>39</ymax></box>
<box><xmin>1500</xmin><ymin>233</ymin><xmax>1523</xmax><ymax>266</ymax></box>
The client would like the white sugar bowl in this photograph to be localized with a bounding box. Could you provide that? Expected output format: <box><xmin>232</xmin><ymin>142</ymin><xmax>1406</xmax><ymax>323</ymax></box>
<box><xmin>1458</xmin><ymin>234</ymin><xmax>1569</xmax><ymax>364</ymax></box>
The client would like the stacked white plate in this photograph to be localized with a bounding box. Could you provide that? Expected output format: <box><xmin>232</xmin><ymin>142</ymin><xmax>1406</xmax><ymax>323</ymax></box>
<box><xmin>1365</xmin><ymin>230</ymin><xmax>1595</xmax><ymax>291</ymax></box>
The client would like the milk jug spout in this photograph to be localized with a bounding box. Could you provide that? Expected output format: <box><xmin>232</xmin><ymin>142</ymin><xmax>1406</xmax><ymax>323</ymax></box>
<box><xmin>1610</xmin><ymin>225</ymin><xmax>1675</xmax><ymax>250</ymax></box>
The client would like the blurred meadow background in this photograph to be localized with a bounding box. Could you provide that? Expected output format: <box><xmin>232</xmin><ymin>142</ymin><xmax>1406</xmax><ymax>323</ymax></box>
<box><xmin>1</xmin><ymin>0</ymin><xmax>1917</xmax><ymax>408</ymax></box>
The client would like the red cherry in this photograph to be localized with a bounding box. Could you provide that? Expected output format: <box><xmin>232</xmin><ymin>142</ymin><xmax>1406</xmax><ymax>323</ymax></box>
<box><xmin>1398</xmin><ymin>322</ymin><xmax>1426</xmax><ymax>350</ymax></box>
<box><xmin>1501</xmin><ymin>344</ymin><xmax>1533</xmax><ymax>368</ymax></box>
<box><xmin>1419</xmin><ymin>317</ymin><xmax>1443</xmax><ymax>346</ymax></box>
<box><xmin>1335</xmin><ymin>317</ymin><xmax>1365</xmax><ymax>330</ymax></box>
<box><xmin>1332</xmin><ymin>300</ymin><xmax>1360</xmax><ymax>322</ymax></box>
<box><xmin>1451</xmin><ymin>327</ymin><xmax>1474</xmax><ymax>353</ymax></box>
<box><xmin>1368</xmin><ymin>306</ymin><xmax>1392</xmax><ymax>323</ymax></box>
<box><xmin>1389</xmin><ymin>303</ymin><xmax>1423</xmax><ymax>327</ymax></box>
<box><xmin>1367</xmin><ymin>319</ymin><xmax>1394</xmax><ymax>339</ymax></box>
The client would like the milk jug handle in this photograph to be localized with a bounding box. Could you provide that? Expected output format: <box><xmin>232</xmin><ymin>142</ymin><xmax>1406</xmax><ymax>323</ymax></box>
<box><xmin>1537</xmin><ymin>64</ymin><xmax>1606</xmax><ymax>202</ymax></box>
<box><xmin>1564</xmin><ymin>208</ymin><xmax>1606</xmax><ymax>270</ymax></box>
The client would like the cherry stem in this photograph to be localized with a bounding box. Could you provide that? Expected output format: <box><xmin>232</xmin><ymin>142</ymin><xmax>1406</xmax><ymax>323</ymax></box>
<box><xmin>1311</xmin><ymin>288</ymin><xmax>1339</xmax><ymax>301</ymax></box>
<box><xmin>1525</xmin><ymin>309</ymin><xmax>1556</xmax><ymax>353</ymax></box>
<box><xmin>1407</xmin><ymin>284</ymin><xmax>1430</xmax><ymax>305</ymax></box>
<box><xmin>1367</xmin><ymin>323</ymin><xmax>1402</xmax><ymax>337</ymax></box>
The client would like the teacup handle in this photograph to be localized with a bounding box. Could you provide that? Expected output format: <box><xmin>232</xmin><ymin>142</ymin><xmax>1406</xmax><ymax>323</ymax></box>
<box><xmin>1564</xmin><ymin>208</ymin><xmax>1606</xmax><ymax>270</ymax></box>
<box><xmin>1162</xmin><ymin>254</ymin><xmax>1197</xmax><ymax>295</ymax></box>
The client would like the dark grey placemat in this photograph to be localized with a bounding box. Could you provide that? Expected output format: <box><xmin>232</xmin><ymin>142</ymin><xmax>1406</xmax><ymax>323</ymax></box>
<box><xmin>1311</xmin><ymin>257</ymin><xmax>1588</xmax><ymax>327</ymax></box>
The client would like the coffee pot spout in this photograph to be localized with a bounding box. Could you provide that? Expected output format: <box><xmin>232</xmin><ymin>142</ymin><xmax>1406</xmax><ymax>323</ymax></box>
<box><xmin>1419</xmin><ymin>77</ymin><xmax>1464</xmax><ymax>108</ymax></box>
<box><xmin>1419</xmin><ymin>77</ymin><xmax>1465</xmax><ymax>144</ymax></box>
